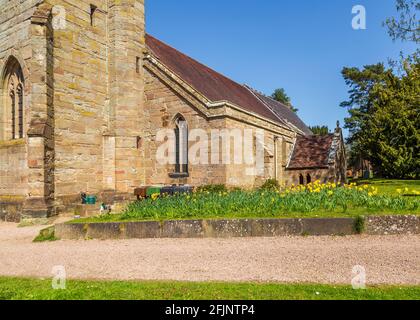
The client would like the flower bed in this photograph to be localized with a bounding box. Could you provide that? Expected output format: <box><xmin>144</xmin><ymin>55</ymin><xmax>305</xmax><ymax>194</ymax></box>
<box><xmin>116</xmin><ymin>181</ymin><xmax>419</xmax><ymax>222</ymax></box>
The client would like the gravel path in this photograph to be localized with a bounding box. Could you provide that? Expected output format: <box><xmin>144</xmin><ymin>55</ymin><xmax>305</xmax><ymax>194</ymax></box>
<box><xmin>0</xmin><ymin>222</ymin><xmax>419</xmax><ymax>285</ymax></box>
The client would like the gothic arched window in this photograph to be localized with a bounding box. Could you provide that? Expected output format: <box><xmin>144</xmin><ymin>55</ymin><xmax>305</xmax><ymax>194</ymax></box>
<box><xmin>1</xmin><ymin>56</ymin><xmax>25</xmax><ymax>141</ymax></box>
<box><xmin>306</xmin><ymin>174</ymin><xmax>312</xmax><ymax>184</ymax></box>
<box><xmin>174</xmin><ymin>115</ymin><xmax>188</xmax><ymax>174</ymax></box>
<box><xmin>299</xmin><ymin>174</ymin><xmax>304</xmax><ymax>185</ymax></box>
<box><xmin>9</xmin><ymin>89</ymin><xmax>15</xmax><ymax>139</ymax></box>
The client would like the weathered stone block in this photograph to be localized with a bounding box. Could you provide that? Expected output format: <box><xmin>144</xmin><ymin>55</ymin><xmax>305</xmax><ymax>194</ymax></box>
<box><xmin>300</xmin><ymin>218</ymin><xmax>355</xmax><ymax>236</ymax></box>
<box><xmin>203</xmin><ymin>219</ymin><xmax>253</xmax><ymax>238</ymax></box>
<box><xmin>125</xmin><ymin>221</ymin><xmax>162</xmax><ymax>239</ymax></box>
<box><xmin>86</xmin><ymin>223</ymin><xmax>124</xmax><ymax>240</ymax></box>
<box><xmin>162</xmin><ymin>220</ymin><xmax>204</xmax><ymax>238</ymax></box>
<box><xmin>55</xmin><ymin>223</ymin><xmax>87</xmax><ymax>240</ymax></box>
<box><xmin>366</xmin><ymin>215</ymin><xmax>420</xmax><ymax>235</ymax></box>
<box><xmin>250</xmin><ymin>218</ymin><xmax>302</xmax><ymax>237</ymax></box>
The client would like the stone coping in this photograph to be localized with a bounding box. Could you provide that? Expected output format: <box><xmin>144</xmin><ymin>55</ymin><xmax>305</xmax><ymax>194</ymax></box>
<box><xmin>0</xmin><ymin>138</ymin><xmax>26</xmax><ymax>148</ymax></box>
<box><xmin>54</xmin><ymin>215</ymin><xmax>420</xmax><ymax>240</ymax></box>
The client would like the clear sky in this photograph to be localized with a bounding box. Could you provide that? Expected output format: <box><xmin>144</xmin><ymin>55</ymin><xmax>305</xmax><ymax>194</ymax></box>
<box><xmin>146</xmin><ymin>0</ymin><xmax>417</xmax><ymax>136</ymax></box>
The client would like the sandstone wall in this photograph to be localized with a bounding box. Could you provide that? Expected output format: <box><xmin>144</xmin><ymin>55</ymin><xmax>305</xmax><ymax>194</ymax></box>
<box><xmin>0</xmin><ymin>0</ymin><xmax>40</xmax><ymax>189</ymax></box>
<box><xmin>1</xmin><ymin>0</ymin><xmax>147</xmax><ymax>218</ymax></box>
<box><xmin>44</xmin><ymin>0</ymin><xmax>145</xmax><ymax>212</ymax></box>
<box><xmin>0</xmin><ymin>1</ymin><xmax>42</xmax><ymax>219</ymax></box>
<box><xmin>0</xmin><ymin>0</ymin><xmax>41</xmax><ymax>64</ymax></box>
<box><xmin>284</xmin><ymin>168</ymin><xmax>332</xmax><ymax>186</ymax></box>
<box><xmin>46</xmin><ymin>0</ymin><xmax>109</xmax><ymax>206</ymax></box>
<box><xmin>143</xmin><ymin>66</ymin><xmax>301</xmax><ymax>189</ymax></box>
<box><xmin>0</xmin><ymin>140</ymin><xmax>28</xmax><ymax>196</ymax></box>
<box><xmin>0</xmin><ymin>1</ymin><xmax>42</xmax><ymax>139</ymax></box>
<box><xmin>224</xmin><ymin>118</ymin><xmax>297</xmax><ymax>189</ymax></box>
<box><xmin>143</xmin><ymin>68</ymin><xmax>226</xmax><ymax>186</ymax></box>
<box><xmin>1</xmin><ymin>0</ymin><xmax>323</xmax><ymax>219</ymax></box>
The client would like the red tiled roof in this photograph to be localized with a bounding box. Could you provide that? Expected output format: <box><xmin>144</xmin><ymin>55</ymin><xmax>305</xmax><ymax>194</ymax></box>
<box><xmin>248</xmin><ymin>88</ymin><xmax>313</xmax><ymax>135</ymax></box>
<box><xmin>287</xmin><ymin>135</ymin><xmax>335</xmax><ymax>169</ymax></box>
<box><xmin>145</xmin><ymin>34</ymin><xmax>286</xmax><ymax>124</ymax></box>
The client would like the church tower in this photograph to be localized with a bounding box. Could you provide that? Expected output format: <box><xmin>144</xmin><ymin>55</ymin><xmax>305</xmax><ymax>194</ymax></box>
<box><xmin>103</xmin><ymin>0</ymin><xmax>146</xmax><ymax>197</ymax></box>
<box><xmin>0</xmin><ymin>0</ymin><xmax>147</xmax><ymax>220</ymax></box>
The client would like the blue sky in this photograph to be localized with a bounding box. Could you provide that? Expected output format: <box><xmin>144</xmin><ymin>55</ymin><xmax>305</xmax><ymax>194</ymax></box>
<box><xmin>146</xmin><ymin>0</ymin><xmax>417</xmax><ymax>136</ymax></box>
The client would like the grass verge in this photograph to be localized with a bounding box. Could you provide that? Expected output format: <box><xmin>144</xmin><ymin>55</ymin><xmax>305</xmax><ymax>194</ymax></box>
<box><xmin>33</xmin><ymin>227</ymin><xmax>59</xmax><ymax>243</ymax></box>
<box><xmin>0</xmin><ymin>277</ymin><xmax>418</xmax><ymax>300</ymax></box>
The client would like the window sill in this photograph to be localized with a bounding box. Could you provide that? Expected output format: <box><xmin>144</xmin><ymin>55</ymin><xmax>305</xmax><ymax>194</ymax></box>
<box><xmin>169</xmin><ymin>172</ymin><xmax>190</xmax><ymax>179</ymax></box>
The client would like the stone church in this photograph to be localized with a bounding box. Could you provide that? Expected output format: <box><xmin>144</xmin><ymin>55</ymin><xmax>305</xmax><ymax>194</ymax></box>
<box><xmin>0</xmin><ymin>0</ymin><xmax>346</xmax><ymax>221</ymax></box>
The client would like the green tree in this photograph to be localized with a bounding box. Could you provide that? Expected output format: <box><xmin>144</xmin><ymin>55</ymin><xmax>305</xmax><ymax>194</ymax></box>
<box><xmin>309</xmin><ymin>126</ymin><xmax>330</xmax><ymax>136</ymax></box>
<box><xmin>341</xmin><ymin>0</ymin><xmax>420</xmax><ymax>178</ymax></box>
<box><xmin>341</xmin><ymin>59</ymin><xmax>420</xmax><ymax>178</ymax></box>
<box><xmin>271</xmin><ymin>88</ymin><xmax>299</xmax><ymax>113</ymax></box>
<box><xmin>384</xmin><ymin>0</ymin><xmax>419</xmax><ymax>43</ymax></box>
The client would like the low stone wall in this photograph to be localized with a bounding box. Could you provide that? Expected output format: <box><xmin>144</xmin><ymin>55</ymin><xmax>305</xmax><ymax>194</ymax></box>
<box><xmin>366</xmin><ymin>215</ymin><xmax>420</xmax><ymax>235</ymax></box>
<box><xmin>55</xmin><ymin>215</ymin><xmax>420</xmax><ymax>240</ymax></box>
<box><xmin>56</xmin><ymin>217</ymin><xmax>358</xmax><ymax>240</ymax></box>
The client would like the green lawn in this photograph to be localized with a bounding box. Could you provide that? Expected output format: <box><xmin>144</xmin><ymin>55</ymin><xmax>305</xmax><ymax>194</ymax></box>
<box><xmin>354</xmin><ymin>179</ymin><xmax>420</xmax><ymax>196</ymax></box>
<box><xmin>0</xmin><ymin>277</ymin><xmax>418</xmax><ymax>300</ymax></box>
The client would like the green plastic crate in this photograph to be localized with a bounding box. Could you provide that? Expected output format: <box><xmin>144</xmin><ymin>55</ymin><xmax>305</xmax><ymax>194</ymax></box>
<box><xmin>146</xmin><ymin>186</ymin><xmax>162</xmax><ymax>197</ymax></box>
<box><xmin>86</xmin><ymin>195</ymin><xmax>97</xmax><ymax>205</ymax></box>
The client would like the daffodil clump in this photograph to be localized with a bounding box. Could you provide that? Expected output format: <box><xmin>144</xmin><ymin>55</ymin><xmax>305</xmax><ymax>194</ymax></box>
<box><xmin>122</xmin><ymin>181</ymin><xmax>419</xmax><ymax>221</ymax></box>
<box><xmin>397</xmin><ymin>187</ymin><xmax>420</xmax><ymax>196</ymax></box>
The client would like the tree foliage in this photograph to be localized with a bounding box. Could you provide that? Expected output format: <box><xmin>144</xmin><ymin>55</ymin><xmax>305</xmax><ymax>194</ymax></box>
<box><xmin>271</xmin><ymin>88</ymin><xmax>299</xmax><ymax>113</ymax></box>
<box><xmin>309</xmin><ymin>126</ymin><xmax>330</xmax><ymax>136</ymax></box>
<box><xmin>341</xmin><ymin>59</ymin><xmax>420</xmax><ymax>178</ymax></box>
<box><xmin>342</xmin><ymin>0</ymin><xmax>420</xmax><ymax>179</ymax></box>
<box><xmin>384</xmin><ymin>0</ymin><xmax>420</xmax><ymax>43</ymax></box>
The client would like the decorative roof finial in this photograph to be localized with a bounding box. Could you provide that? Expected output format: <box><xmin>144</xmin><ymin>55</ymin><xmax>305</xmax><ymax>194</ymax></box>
<box><xmin>335</xmin><ymin>121</ymin><xmax>342</xmax><ymax>134</ymax></box>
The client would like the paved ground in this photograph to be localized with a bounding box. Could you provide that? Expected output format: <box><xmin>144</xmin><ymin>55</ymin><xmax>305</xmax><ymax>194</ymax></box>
<box><xmin>0</xmin><ymin>222</ymin><xmax>419</xmax><ymax>285</ymax></box>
